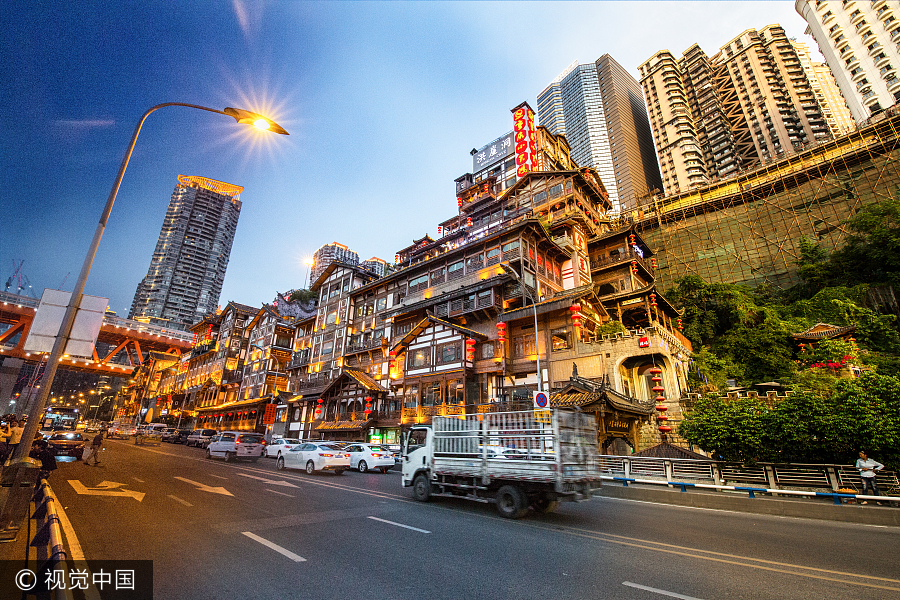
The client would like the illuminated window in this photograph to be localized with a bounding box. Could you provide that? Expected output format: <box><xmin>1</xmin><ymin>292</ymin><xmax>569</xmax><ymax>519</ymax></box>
<box><xmin>409</xmin><ymin>349</ymin><xmax>430</xmax><ymax>368</ymax></box>
<box><xmin>551</xmin><ymin>328</ymin><xmax>570</xmax><ymax>351</ymax></box>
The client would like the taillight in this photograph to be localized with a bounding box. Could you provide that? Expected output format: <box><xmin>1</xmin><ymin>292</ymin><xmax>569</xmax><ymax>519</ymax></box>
<box><xmin>372</xmin><ymin>453</ymin><xmax>383</xmax><ymax>458</ymax></box>
<box><xmin>319</xmin><ymin>453</ymin><xmax>333</xmax><ymax>457</ymax></box>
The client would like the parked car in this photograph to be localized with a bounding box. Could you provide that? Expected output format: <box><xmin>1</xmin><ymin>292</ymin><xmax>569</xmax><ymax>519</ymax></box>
<box><xmin>160</xmin><ymin>428</ymin><xmax>179</xmax><ymax>442</ymax></box>
<box><xmin>107</xmin><ymin>423</ymin><xmax>137</xmax><ymax>439</ymax></box>
<box><xmin>275</xmin><ymin>441</ymin><xmax>350</xmax><ymax>474</ymax></box>
<box><xmin>46</xmin><ymin>432</ymin><xmax>86</xmax><ymax>457</ymax></box>
<box><xmin>186</xmin><ymin>429</ymin><xmax>218</xmax><ymax>448</ymax></box>
<box><xmin>168</xmin><ymin>429</ymin><xmax>192</xmax><ymax>444</ymax></box>
<box><xmin>265</xmin><ymin>438</ymin><xmax>303</xmax><ymax>458</ymax></box>
<box><xmin>346</xmin><ymin>443</ymin><xmax>395</xmax><ymax>473</ymax></box>
<box><xmin>205</xmin><ymin>431</ymin><xmax>265</xmax><ymax>462</ymax></box>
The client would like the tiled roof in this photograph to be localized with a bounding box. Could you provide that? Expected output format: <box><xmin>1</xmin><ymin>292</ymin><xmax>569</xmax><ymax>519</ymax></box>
<box><xmin>633</xmin><ymin>442</ymin><xmax>709</xmax><ymax>460</ymax></box>
<box><xmin>344</xmin><ymin>368</ymin><xmax>390</xmax><ymax>393</ymax></box>
<box><xmin>792</xmin><ymin>323</ymin><xmax>857</xmax><ymax>340</ymax></box>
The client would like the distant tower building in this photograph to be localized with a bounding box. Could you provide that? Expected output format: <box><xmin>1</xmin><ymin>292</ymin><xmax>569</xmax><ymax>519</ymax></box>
<box><xmin>129</xmin><ymin>175</ymin><xmax>243</xmax><ymax>330</ymax></box>
<box><xmin>537</xmin><ymin>55</ymin><xmax>661</xmax><ymax>212</ymax></box>
<box><xmin>641</xmin><ymin>25</ymin><xmax>832</xmax><ymax>195</ymax></box>
<box><xmin>362</xmin><ymin>257</ymin><xmax>391</xmax><ymax>278</ymax></box>
<box><xmin>791</xmin><ymin>40</ymin><xmax>856</xmax><ymax>136</ymax></box>
<box><xmin>796</xmin><ymin>0</ymin><xmax>900</xmax><ymax>121</ymax></box>
<box><xmin>310</xmin><ymin>242</ymin><xmax>359</xmax><ymax>282</ymax></box>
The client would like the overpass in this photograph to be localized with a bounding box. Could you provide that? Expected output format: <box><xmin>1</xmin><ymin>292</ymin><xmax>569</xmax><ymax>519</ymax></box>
<box><xmin>0</xmin><ymin>290</ymin><xmax>194</xmax><ymax>377</ymax></box>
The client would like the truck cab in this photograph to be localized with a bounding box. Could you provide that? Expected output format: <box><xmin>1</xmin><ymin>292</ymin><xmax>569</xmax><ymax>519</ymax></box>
<box><xmin>401</xmin><ymin>426</ymin><xmax>432</xmax><ymax>488</ymax></box>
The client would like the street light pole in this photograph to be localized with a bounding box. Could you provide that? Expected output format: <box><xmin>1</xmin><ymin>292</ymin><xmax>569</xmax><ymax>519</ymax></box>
<box><xmin>500</xmin><ymin>263</ymin><xmax>542</xmax><ymax>393</ymax></box>
<box><xmin>11</xmin><ymin>103</ymin><xmax>288</xmax><ymax>462</ymax></box>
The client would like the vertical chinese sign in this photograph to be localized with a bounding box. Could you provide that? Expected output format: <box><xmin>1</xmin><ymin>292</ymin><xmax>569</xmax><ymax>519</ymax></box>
<box><xmin>511</xmin><ymin>102</ymin><xmax>537</xmax><ymax>178</ymax></box>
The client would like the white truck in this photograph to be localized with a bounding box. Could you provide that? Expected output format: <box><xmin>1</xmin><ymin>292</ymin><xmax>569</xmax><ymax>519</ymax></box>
<box><xmin>401</xmin><ymin>409</ymin><xmax>601</xmax><ymax>518</ymax></box>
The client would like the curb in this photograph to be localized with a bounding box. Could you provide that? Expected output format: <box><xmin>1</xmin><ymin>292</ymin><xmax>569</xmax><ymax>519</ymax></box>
<box><xmin>595</xmin><ymin>483</ymin><xmax>900</xmax><ymax>527</ymax></box>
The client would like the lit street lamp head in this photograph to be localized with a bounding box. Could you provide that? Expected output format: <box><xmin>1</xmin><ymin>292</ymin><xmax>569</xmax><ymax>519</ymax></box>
<box><xmin>223</xmin><ymin>107</ymin><xmax>289</xmax><ymax>135</ymax></box>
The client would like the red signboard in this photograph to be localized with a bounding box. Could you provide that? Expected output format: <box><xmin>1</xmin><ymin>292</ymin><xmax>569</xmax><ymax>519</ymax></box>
<box><xmin>511</xmin><ymin>102</ymin><xmax>537</xmax><ymax>178</ymax></box>
<box><xmin>638</xmin><ymin>337</ymin><xmax>650</xmax><ymax>348</ymax></box>
<box><xmin>262</xmin><ymin>403</ymin><xmax>277</xmax><ymax>425</ymax></box>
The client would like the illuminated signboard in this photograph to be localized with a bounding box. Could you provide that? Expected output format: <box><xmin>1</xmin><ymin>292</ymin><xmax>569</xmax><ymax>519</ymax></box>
<box><xmin>511</xmin><ymin>102</ymin><xmax>537</xmax><ymax>177</ymax></box>
<box><xmin>638</xmin><ymin>337</ymin><xmax>650</xmax><ymax>348</ymax></box>
<box><xmin>472</xmin><ymin>132</ymin><xmax>515</xmax><ymax>173</ymax></box>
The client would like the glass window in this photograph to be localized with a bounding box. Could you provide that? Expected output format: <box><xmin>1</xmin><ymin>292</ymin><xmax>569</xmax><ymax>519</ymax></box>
<box><xmin>447</xmin><ymin>379</ymin><xmax>464</xmax><ymax>404</ymax></box>
<box><xmin>376</xmin><ymin>297</ymin><xmax>387</xmax><ymax>311</ymax></box>
<box><xmin>440</xmin><ymin>344</ymin><xmax>460</xmax><ymax>363</ymax></box>
<box><xmin>422</xmin><ymin>382</ymin><xmax>441</xmax><ymax>406</ymax></box>
<box><xmin>502</xmin><ymin>241</ymin><xmax>519</xmax><ymax>254</ymax></box>
<box><xmin>409</xmin><ymin>349</ymin><xmax>430</xmax><ymax>368</ymax></box>
<box><xmin>448</xmin><ymin>261</ymin><xmax>464</xmax><ymax>278</ymax></box>
<box><xmin>551</xmin><ymin>327</ymin><xmax>570</xmax><ymax>351</ymax></box>
<box><xmin>481</xmin><ymin>342</ymin><xmax>495</xmax><ymax>359</ymax></box>
<box><xmin>404</xmin><ymin>384</ymin><xmax>419</xmax><ymax>408</ymax></box>
<box><xmin>326</xmin><ymin>311</ymin><xmax>337</xmax><ymax>325</ymax></box>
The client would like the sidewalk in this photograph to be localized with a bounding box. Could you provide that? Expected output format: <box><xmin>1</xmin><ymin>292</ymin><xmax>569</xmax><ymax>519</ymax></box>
<box><xmin>595</xmin><ymin>481</ymin><xmax>900</xmax><ymax>527</ymax></box>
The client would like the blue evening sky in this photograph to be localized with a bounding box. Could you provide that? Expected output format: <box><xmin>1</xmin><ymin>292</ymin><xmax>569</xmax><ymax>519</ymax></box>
<box><xmin>1</xmin><ymin>1</ymin><xmax>816</xmax><ymax>317</ymax></box>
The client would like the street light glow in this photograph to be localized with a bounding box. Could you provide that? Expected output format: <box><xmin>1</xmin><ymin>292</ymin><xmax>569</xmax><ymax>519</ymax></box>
<box><xmin>253</xmin><ymin>118</ymin><xmax>270</xmax><ymax>131</ymax></box>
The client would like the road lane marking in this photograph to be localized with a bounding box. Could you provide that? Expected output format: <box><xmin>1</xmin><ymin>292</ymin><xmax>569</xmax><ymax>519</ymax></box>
<box><xmin>242</xmin><ymin>532</ymin><xmax>306</xmax><ymax>562</ymax></box>
<box><xmin>265</xmin><ymin>489</ymin><xmax>294</xmax><ymax>497</ymax></box>
<box><xmin>173</xmin><ymin>476</ymin><xmax>233</xmax><ymax>496</ymax></box>
<box><xmin>367</xmin><ymin>516</ymin><xmax>430</xmax><ymax>533</ymax></box>
<box><xmin>623</xmin><ymin>582</ymin><xmax>704</xmax><ymax>600</ymax></box>
<box><xmin>239</xmin><ymin>473</ymin><xmax>299</xmax><ymax>487</ymax></box>
<box><xmin>167</xmin><ymin>494</ymin><xmax>193</xmax><ymax>507</ymax></box>
<box><xmin>132</xmin><ymin>477</ymin><xmax>144</xmax><ymax>483</ymax></box>
<box><xmin>208</xmin><ymin>474</ymin><xmax>228</xmax><ymax>479</ymax></box>
<box><xmin>68</xmin><ymin>480</ymin><xmax>145</xmax><ymax>502</ymax></box>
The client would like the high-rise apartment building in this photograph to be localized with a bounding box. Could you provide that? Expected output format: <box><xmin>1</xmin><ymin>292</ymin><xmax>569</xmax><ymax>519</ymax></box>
<box><xmin>640</xmin><ymin>25</ymin><xmax>832</xmax><ymax>196</ymax></box>
<box><xmin>537</xmin><ymin>55</ymin><xmax>662</xmax><ymax>213</ymax></box>
<box><xmin>129</xmin><ymin>175</ymin><xmax>243</xmax><ymax>330</ymax></box>
<box><xmin>792</xmin><ymin>39</ymin><xmax>856</xmax><ymax>136</ymax></box>
<box><xmin>796</xmin><ymin>0</ymin><xmax>900</xmax><ymax>121</ymax></box>
<box><xmin>310</xmin><ymin>242</ymin><xmax>360</xmax><ymax>282</ymax></box>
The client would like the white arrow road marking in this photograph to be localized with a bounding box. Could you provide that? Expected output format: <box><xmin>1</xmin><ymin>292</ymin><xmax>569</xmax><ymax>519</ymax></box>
<box><xmin>367</xmin><ymin>516</ymin><xmax>430</xmax><ymax>533</ymax></box>
<box><xmin>242</xmin><ymin>532</ymin><xmax>306</xmax><ymax>562</ymax></box>
<box><xmin>173</xmin><ymin>476</ymin><xmax>234</xmax><ymax>496</ymax></box>
<box><xmin>238</xmin><ymin>473</ymin><xmax>299</xmax><ymax>488</ymax></box>
<box><xmin>623</xmin><ymin>582</ymin><xmax>705</xmax><ymax>600</ymax></box>
<box><xmin>68</xmin><ymin>480</ymin><xmax>145</xmax><ymax>502</ymax></box>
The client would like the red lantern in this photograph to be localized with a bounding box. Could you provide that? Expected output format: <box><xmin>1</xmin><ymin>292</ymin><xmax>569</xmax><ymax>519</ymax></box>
<box><xmin>629</xmin><ymin>234</ymin><xmax>636</xmax><ymax>245</ymax></box>
<box><xmin>651</xmin><ymin>257</ymin><xmax>658</xmax><ymax>269</ymax></box>
<box><xmin>677</xmin><ymin>317</ymin><xmax>683</xmax><ymax>331</ymax></box>
<box><xmin>631</xmin><ymin>260</ymin><xmax>638</xmax><ymax>274</ymax></box>
<box><xmin>650</xmin><ymin>293</ymin><xmax>657</xmax><ymax>307</ymax></box>
<box><xmin>465</xmin><ymin>338</ymin><xmax>477</xmax><ymax>361</ymax></box>
<box><xmin>365</xmin><ymin>396</ymin><xmax>372</xmax><ymax>416</ymax></box>
<box><xmin>457</xmin><ymin>197</ymin><xmax>463</xmax><ymax>207</ymax></box>
<box><xmin>569</xmin><ymin>303</ymin><xmax>582</xmax><ymax>328</ymax></box>
<box><xmin>315</xmin><ymin>398</ymin><xmax>323</xmax><ymax>418</ymax></box>
<box><xmin>658</xmin><ymin>425</ymin><xmax>672</xmax><ymax>433</ymax></box>
<box><xmin>466</xmin><ymin>217</ymin><xmax>473</xmax><ymax>227</ymax></box>
<box><xmin>496</xmin><ymin>322</ymin><xmax>507</xmax><ymax>343</ymax></box>
<box><xmin>394</xmin><ymin>254</ymin><xmax>400</xmax><ymax>263</ymax></box>
<box><xmin>438</xmin><ymin>226</ymin><xmax>443</xmax><ymax>235</ymax></box>
<box><xmin>388</xmin><ymin>350</ymin><xmax>397</xmax><ymax>370</ymax></box>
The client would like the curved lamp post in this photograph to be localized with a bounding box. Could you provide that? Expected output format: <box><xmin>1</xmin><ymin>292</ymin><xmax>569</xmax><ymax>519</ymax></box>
<box><xmin>13</xmin><ymin>103</ymin><xmax>288</xmax><ymax>461</ymax></box>
<box><xmin>500</xmin><ymin>263</ymin><xmax>542</xmax><ymax>393</ymax></box>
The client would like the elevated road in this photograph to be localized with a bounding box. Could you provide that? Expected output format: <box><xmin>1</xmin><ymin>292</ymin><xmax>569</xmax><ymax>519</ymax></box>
<box><xmin>0</xmin><ymin>290</ymin><xmax>193</xmax><ymax>377</ymax></box>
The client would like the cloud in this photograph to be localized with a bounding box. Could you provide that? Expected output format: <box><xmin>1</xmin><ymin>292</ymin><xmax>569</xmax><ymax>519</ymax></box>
<box><xmin>54</xmin><ymin>119</ymin><xmax>115</xmax><ymax>127</ymax></box>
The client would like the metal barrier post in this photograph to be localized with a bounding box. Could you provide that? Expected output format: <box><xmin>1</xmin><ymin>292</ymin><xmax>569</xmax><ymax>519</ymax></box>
<box><xmin>0</xmin><ymin>457</ymin><xmax>41</xmax><ymax>541</ymax></box>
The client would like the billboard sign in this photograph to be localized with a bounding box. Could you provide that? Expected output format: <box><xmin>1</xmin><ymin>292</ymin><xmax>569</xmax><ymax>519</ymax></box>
<box><xmin>511</xmin><ymin>102</ymin><xmax>537</xmax><ymax>178</ymax></box>
<box><xmin>472</xmin><ymin>132</ymin><xmax>515</xmax><ymax>173</ymax></box>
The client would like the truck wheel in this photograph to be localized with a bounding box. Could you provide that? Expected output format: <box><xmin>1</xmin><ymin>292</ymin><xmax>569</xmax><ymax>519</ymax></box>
<box><xmin>412</xmin><ymin>474</ymin><xmax>432</xmax><ymax>502</ymax></box>
<box><xmin>496</xmin><ymin>485</ymin><xmax>528</xmax><ymax>519</ymax></box>
<box><xmin>532</xmin><ymin>493</ymin><xmax>559</xmax><ymax>514</ymax></box>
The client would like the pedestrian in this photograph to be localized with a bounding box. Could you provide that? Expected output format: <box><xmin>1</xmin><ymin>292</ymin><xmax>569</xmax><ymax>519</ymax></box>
<box><xmin>29</xmin><ymin>439</ymin><xmax>57</xmax><ymax>479</ymax></box>
<box><xmin>87</xmin><ymin>431</ymin><xmax>103</xmax><ymax>465</ymax></box>
<box><xmin>7</xmin><ymin>418</ymin><xmax>25</xmax><ymax>458</ymax></box>
<box><xmin>856</xmin><ymin>450</ymin><xmax>885</xmax><ymax>505</ymax></box>
<box><xmin>0</xmin><ymin>419</ymin><xmax>10</xmax><ymax>465</ymax></box>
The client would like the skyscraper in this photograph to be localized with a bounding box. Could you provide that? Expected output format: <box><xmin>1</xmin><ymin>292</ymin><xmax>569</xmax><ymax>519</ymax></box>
<box><xmin>640</xmin><ymin>25</ymin><xmax>831</xmax><ymax>196</ymax></box>
<box><xmin>796</xmin><ymin>0</ymin><xmax>900</xmax><ymax>121</ymax></box>
<box><xmin>791</xmin><ymin>39</ymin><xmax>856</xmax><ymax>136</ymax></box>
<box><xmin>129</xmin><ymin>175</ymin><xmax>243</xmax><ymax>330</ymax></box>
<box><xmin>310</xmin><ymin>242</ymin><xmax>360</xmax><ymax>282</ymax></box>
<box><xmin>537</xmin><ymin>55</ymin><xmax>662</xmax><ymax>213</ymax></box>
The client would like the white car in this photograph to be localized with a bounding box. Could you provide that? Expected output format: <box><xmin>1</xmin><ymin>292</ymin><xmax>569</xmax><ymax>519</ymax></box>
<box><xmin>266</xmin><ymin>437</ymin><xmax>303</xmax><ymax>458</ymax></box>
<box><xmin>346</xmin><ymin>443</ymin><xmax>395</xmax><ymax>473</ymax></box>
<box><xmin>205</xmin><ymin>431</ymin><xmax>265</xmax><ymax>462</ymax></box>
<box><xmin>275</xmin><ymin>441</ymin><xmax>350</xmax><ymax>475</ymax></box>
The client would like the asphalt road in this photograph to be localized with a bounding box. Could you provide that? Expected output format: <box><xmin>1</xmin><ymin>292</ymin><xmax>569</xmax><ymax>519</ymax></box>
<box><xmin>46</xmin><ymin>438</ymin><xmax>900</xmax><ymax>600</ymax></box>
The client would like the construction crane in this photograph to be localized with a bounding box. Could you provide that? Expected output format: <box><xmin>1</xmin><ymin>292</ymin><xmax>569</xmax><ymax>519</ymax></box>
<box><xmin>4</xmin><ymin>260</ymin><xmax>36</xmax><ymax>298</ymax></box>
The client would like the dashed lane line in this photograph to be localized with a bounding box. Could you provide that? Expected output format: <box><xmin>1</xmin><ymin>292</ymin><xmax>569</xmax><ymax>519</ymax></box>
<box><xmin>167</xmin><ymin>494</ymin><xmax>193</xmax><ymax>507</ymax></box>
<box><xmin>367</xmin><ymin>516</ymin><xmax>430</xmax><ymax>533</ymax></box>
<box><xmin>242</xmin><ymin>531</ymin><xmax>306</xmax><ymax>562</ymax></box>
<box><xmin>266</xmin><ymin>489</ymin><xmax>295</xmax><ymax>498</ymax></box>
<box><xmin>623</xmin><ymin>582</ymin><xmax>704</xmax><ymax>600</ymax></box>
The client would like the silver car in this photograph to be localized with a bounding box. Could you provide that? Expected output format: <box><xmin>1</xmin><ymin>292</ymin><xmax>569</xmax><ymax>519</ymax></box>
<box><xmin>275</xmin><ymin>442</ymin><xmax>350</xmax><ymax>474</ymax></box>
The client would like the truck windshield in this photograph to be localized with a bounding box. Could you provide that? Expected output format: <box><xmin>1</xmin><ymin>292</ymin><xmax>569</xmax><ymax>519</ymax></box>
<box><xmin>406</xmin><ymin>429</ymin><xmax>428</xmax><ymax>452</ymax></box>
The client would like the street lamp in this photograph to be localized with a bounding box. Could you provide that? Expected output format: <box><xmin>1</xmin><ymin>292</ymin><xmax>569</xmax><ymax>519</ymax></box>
<box><xmin>11</xmin><ymin>103</ymin><xmax>288</xmax><ymax>462</ymax></box>
<box><xmin>304</xmin><ymin>258</ymin><xmax>315</xmax><ymax>289</ymax></box>
<box><xmin>500</xmin><ymin>263</ymin><xmax>542</xmax><ymax>393</ymax></box>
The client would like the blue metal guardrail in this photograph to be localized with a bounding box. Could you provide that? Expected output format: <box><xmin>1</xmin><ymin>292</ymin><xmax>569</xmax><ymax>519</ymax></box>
<box><xmin>598</xmin><ymin>454</ymin><xmax>900</xmax><ymax>506</ymax></box>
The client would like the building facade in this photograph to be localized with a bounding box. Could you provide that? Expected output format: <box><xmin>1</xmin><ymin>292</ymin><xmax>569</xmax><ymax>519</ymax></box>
<box><xmin>792</xmin><ymin>39</ymin><xmax>857</xmax><ymax>136</ymax></box>
<box><xmin>310</xmin><ymin>242</ymin><xmax>360</xmax><ymax>282</ymax></box>
<box><xmin>537</xmin><ymin>56</ymin><xmax>663</xmax><ymax>213</ymax></box>
<box><xmin>129</xmin><ymin>175</ymin><xmax>243</xmax><ymax>330</ymax></box>
<box><xmin>797</xmin><ymin>0</ymin><xmax>900</xmax><ymax>120</ymax></box>
<box><xmin>641</xmin><ymin>25</ymin><xmax>833</xmax><ymax>196</ymax></box>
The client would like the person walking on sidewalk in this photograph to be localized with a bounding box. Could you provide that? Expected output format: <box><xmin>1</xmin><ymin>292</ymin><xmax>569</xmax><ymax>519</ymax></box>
<box><xmin>7</xmin><ymin>418</ymin><xmax>25</xmax><ymax>458</ymax></box>
<box><xmin>856</xmin><ymin>450</ymin><xmax>884</xmax><ymax>504</ymax></box>
<box><xmin>87</xmin><ymin>431</ymin><xmax>104</xmax><ymax>466</ymax></box>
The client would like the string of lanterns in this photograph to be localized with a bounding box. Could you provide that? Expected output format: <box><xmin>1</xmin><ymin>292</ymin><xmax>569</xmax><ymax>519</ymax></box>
<box><xmin>465</xmin><ymin>338</ymin><xmax>477</xmax><ymax>362</ymax></box>
<box><xmin>569</xmin><ymin>303</ymin><xmax>582</xmax><ymax>329</ymax></box>
<box><xmin>650</xmin><ymin>366</ymin><xmax>671</xmax><ymax>435</ymax></box>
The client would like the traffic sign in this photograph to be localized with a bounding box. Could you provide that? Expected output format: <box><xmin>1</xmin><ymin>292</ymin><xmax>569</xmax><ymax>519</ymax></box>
<box><xmin>533</xmin><ymin>391</ymin><xmax>548</xmax><ymax>408</ymax></box>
